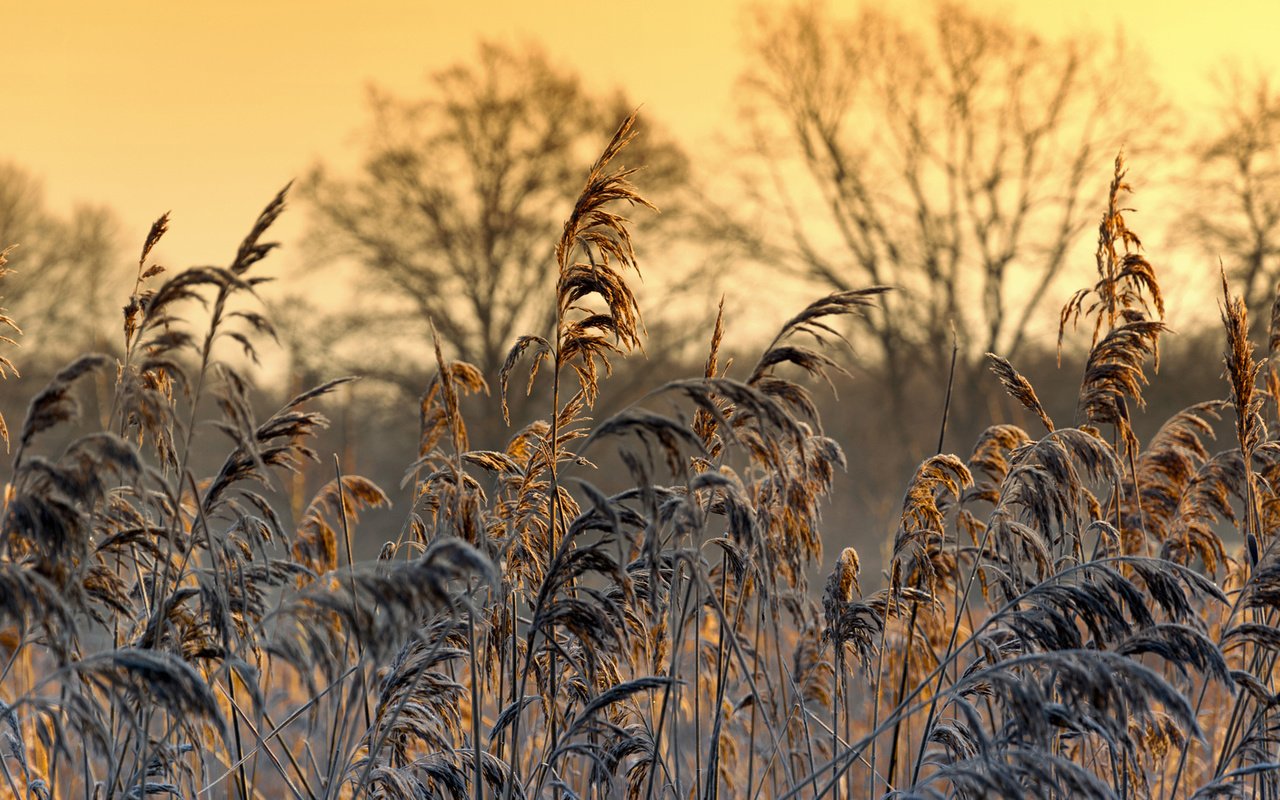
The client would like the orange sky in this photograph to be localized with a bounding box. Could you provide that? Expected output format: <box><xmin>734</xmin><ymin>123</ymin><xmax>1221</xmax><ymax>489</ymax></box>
<box><xmin>6</xmin><ymin>0</ymin><xmax>1280</xmax><ymax>288</ymax></box>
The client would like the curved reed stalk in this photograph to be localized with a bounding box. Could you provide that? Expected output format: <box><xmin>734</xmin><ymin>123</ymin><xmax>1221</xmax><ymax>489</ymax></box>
<box><xmin>6</xmin><ymin>125</ymin><xmax>1280</xmax><ymax>800</ymax></box>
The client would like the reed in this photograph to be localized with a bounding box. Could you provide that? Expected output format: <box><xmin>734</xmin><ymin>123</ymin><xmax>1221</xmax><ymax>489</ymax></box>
<box><xmin>1</xmin><ymin>117</ymin><xmax>1278</xmax><ymax>800</ymax></box>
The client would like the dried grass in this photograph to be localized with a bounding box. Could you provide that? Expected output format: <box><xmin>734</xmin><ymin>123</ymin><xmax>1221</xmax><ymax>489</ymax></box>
<box><xmin>1</xmin><ymin>120</ymin><xmax>1277</xmax><ymax>800</ymax></box>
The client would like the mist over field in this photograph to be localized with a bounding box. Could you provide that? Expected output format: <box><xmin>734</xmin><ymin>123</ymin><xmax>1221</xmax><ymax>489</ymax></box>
<box><xmin>3</xmin><ymin>2</ymin><xmax>1280</xmax><ymax>797</ymax></box>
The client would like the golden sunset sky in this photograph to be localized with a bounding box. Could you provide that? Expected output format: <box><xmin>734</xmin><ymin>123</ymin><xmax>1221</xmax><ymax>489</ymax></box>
<box><xmin>6</xmin><ymin>0</ymin><xmax>1279</xmax><ymax>286</ymax></box>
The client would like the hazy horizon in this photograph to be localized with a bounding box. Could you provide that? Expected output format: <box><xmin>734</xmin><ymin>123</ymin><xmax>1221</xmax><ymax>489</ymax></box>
<box><xmin>9</xmin><ymin>0</ymin><xmax>1278</xmax><ymax>276</ymax></box>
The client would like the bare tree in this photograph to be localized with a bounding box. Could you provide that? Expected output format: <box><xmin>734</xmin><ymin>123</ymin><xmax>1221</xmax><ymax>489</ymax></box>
<box><xmin>724</xmin><ymin>2</ymin><xmax>1170</xmax><ymax>398</ymax></box>
<box><xmin>0</xmin><ymin>162</ymin><xmax>122</xmax><ymax>355</ymax></box>
<box><xmin>1181</xmin><ymin>67</ymin><xmax>1280</xmax><ymax>321</ymax></box>
<box><xmin>302</xmin><ymin>42</ymin><xmax>692</xmax><ymax>386</ymax></box>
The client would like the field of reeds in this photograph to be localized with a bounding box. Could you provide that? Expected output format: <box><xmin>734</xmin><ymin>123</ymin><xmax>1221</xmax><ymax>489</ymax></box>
<box><xmin>3</xmin><ymin>111</ymin><xmax>1280</xmax><ymax>800</ymax></box>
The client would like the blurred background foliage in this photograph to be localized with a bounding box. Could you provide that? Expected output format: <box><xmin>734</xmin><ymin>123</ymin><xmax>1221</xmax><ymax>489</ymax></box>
<box><xmin>3</xmin><ymin>1</ymin><xmax>1275</xmax><ymax>577</ymax></box>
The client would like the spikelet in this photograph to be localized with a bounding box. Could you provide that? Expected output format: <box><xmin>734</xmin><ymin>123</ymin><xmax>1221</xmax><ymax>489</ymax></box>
<box><xmin>986</xmin><ymin>353</ymin><xmax>1054</xmax><ymax>433</ymax></box>
<box><xmin>1059</xmin><ymin>152</ymin><xmax>1165</xmax><ymax>360</ymax></box>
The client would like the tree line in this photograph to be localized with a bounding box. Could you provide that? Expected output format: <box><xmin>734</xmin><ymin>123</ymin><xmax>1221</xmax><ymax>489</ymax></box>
<box><xmin>4</xmin><ymin>1</ymin><xmax>1278</xmax><ymax>547</ymax></box>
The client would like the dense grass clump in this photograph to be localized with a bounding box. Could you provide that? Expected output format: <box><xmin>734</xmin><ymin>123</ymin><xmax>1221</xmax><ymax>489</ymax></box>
<box><xmin>3</xmin><ymin>114</ymin><xmax>1280</xmax><ymax>800</ymax></box>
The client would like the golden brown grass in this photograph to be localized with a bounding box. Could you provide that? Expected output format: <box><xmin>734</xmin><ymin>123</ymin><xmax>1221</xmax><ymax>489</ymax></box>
<box><xmin>2</xmin><ymin>115</ymin><xmax>1280</xmax><ymax>800</ymax></box>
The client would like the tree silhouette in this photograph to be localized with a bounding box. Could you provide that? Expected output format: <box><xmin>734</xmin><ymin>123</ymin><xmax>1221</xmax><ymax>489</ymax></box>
<box><xmin>302</xmin><ymin>43</ymin><xmax>691</xmax><ymax>387</ymax></box>
<box><xmin>1181</xmin><ymin>67</ymin><xmax>1280</xmax><ymax>323</ymax></box>
<box><xmin>0</xmin><ymin>161</ymin><xmax>122</xmax><ymax>355</ymax></box>
<box><xmin>721</xmin><ymin>2</ymin><xmax>1170</xmax><ymax>404</ymax></box>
